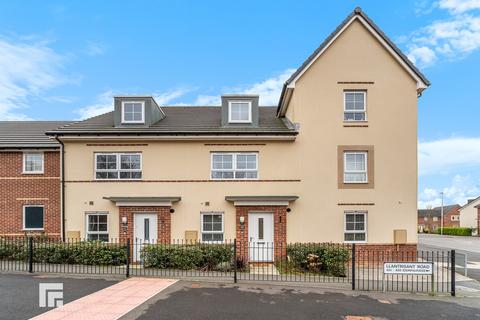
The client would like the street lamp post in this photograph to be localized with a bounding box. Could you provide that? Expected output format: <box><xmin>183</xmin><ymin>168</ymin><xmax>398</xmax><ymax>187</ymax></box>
<box><xmin>440</xmin><ymin>192</ymin><xmax>444</xmax><ymax>235</ymax></box>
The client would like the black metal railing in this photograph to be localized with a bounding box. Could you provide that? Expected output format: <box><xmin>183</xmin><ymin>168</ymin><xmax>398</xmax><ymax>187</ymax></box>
<box><xmin>0</xmin><ymin>237</ymin><xmax>456</xmax><ymax>295</ymax></box>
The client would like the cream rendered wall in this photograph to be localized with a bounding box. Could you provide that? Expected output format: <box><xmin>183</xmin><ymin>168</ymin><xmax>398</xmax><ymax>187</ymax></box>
<box><xmin>64</xmin><ymin>19</ymin><xmax>420</xmax><ymax>244</ymax></box>
<box><xmin>459</xmin><ymin>198</ymin><xmax>480</xmax><ymax>228</ymax></box>
<box><xmin>284</xmin><ymin>20</ymin><xmax>419</xmax><ymax>243</ymax></box>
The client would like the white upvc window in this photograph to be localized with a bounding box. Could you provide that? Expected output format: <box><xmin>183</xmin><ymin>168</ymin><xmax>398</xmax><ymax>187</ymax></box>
<box><xmin>86</xmin><ymin>213</ymin><xmax>109</xmax><ymax>241</ymax></box>
<box><xmin>211</xmin><ymin>152</ymin><xmax>258</xmax><ymax>180</ymax></box>
<box><xmin>121</xmin><ymin>101</ymin><xmax>145</xmax><ymax>123</ymax></box>
<box><xmin>94</xmin><ymin>153</ymin><xmax>142</xmax><ymax>180</ymax></box>
<box><xmin>344</xmin><ymin>151</ymin><xmax>367</xmax><ymax>183</ymax></box>
<box><xmin>344</xmin><ymin>211</ymin><xmax>367</xmax><ymax>243</ymax></box>
<box><xmin>201</xmin><ymin>212</ymin><xmax>224</xmax><ymax>242</ymax></box>
<box><xmin>344</xmin><ymin>91</ymin><xmax>366</xmax><ymax>121</ymax></box>
<box><xmin>23</xmin><ymin>205</ymin><xmax>44</xmax><ymax>230</ymax></box>
<box><xmin>23</xmin><ymin>152</ymin><xmax>44</xmax><ymax>174</ymax></box>
<box><xmin>432</xmin><ymin>217</ymin><xmax>438</xmax><ymax>222</ymax></box>
<box><xmin>228</xmin><ymin>101</ymin><xmax>252</xmax><ymax>123</ymax></box>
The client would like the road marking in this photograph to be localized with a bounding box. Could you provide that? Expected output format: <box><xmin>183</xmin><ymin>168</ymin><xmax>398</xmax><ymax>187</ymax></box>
<box><xmin>345</xmin><ymin>316</ymin><xmax>372</xmax><ymax>320</ymax></box>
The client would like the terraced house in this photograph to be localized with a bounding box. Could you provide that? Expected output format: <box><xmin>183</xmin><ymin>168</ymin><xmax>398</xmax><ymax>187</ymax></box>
<box><xmin>44</xmin><ymin>8</ymin><xmax>429</xmax><ymax>260</ymax></box>
<box><xmin>0</xmin><ymin>121</ymin><xmax>68</xmax><ymax>237</ymax></box>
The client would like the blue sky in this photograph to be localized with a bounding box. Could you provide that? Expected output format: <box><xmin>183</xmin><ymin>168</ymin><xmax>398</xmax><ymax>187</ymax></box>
<box><xmin>0</xmin><ymin>0</ymin><xmax>479</xmax><ymax>208</ymax></box>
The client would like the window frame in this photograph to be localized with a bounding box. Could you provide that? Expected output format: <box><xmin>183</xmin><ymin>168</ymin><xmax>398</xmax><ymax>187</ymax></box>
<box><xmin>94</xmin><ymin>152</ymin><xmax>142</xmax><ymax>181</ymax></box>
<box><xmin>344</xmin><ymin>211</ymin><xmax>367</xmax><ymax>243</ymax></box>
<box><xmin>22</xmin><ymin>152</ymin><xmax>44</xmax><ymax>174</ymax></box>
<box><xmin>343</xmin><ymin>151</ymin><xmax>368</xmax><ymax>184</ymax></box>
<box><xmin>343</xmin><ymin>91</ymin><xmax>367</xmax><ymax>122</ymax></box>
<box><xmin>228</xmin><ymin>100</ymin><xmax>252</xmax><ymax>123</ymax></box>
<box><xmin>85</xmin><ymin>212</ymin><xmax>109</xmax><ymax>241</ymax></box>
<box><xmin>210</xmin><ymin>152</ymin><xmax>258</xmax><ymax>180</ymax></box>
<box><xmin>121</xmin><ymin>101</ymin><xmax>145</xmax><ymax>124</ymax></box>
<box><xmin>23</xmin><ymin>205</ymin><xmax>44</xmax><ymax>231</ymax></box>
<box><xmin>200</xmin><ymin>212</ymin><xmax>224</xmax><ymax>243</ymax></box>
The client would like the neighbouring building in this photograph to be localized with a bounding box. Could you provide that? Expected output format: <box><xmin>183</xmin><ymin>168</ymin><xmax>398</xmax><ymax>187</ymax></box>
<box><xmin>45</xmin><ymin>8</ymin><xmax>429</xmax><ymax>260</ymax></box>
<box><xmin>459</xmin><ymin>196</ymin><xmax>480</xmax><ymax>233</ymax></box>
<box><xmin>417</xmin><ymin>205</ymin><xmax>460</xmax><ymax>233</ymax></box>
<box><xmin>0</xmin><ymin>121</ymin><xmax>69</xmax><ymax>237</ymax></box>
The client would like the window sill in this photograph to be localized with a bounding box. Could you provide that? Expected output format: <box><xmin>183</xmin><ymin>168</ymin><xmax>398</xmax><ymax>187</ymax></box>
<box><xmin>22</xmin><ymin>172</ymin><xmax>44</xmax><ymax>175</ymax></box>
<box><xmin>23</xmin><ymin>228</ymin><xmax>44</xmax><ymax>231</ymax></box>
<box><xmin>343</xmin><ymin>121</ymin><xmax>368</xmax><ymax>128</ymax></box>
<box><xmin>343</xmin><ymin>181</ymin><xmax>368</xmax><ymax>184</ymax></box>
<box><xmin>344</xmin><ymin>240</ymin><xmax>367</xmax><ymax>244</ymax></box>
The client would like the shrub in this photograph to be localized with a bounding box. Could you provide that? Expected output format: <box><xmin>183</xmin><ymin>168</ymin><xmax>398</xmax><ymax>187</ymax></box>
<box><xmin>434</xmin><ymin>227</ymin><xmax>473</xmax><ymax>236</ymax></box>
<box><xmin>141</xmin><ymin>243</ymin><xmax>233</xmax><ymax>270</ymax></box>
<box><xmin>285</xmin><ymin>243</ymin><xmax>350</xmax><ymax>277</ymax></box>
<box><xmin>0</xmin><ymin>238</ymin><xmax>127</xmax><ymax>266</ymax></box>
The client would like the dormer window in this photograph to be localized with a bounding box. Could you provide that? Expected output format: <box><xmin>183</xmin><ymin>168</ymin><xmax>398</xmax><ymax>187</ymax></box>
<box><xmin>122</xmin><ymin>101</ymin><xmax>145</xmax><ymax>124</ymax></box>
<box><xmin>228</xmin><ymin>101</ymin><xmax>252</xmax><ymax>123</ymax></box>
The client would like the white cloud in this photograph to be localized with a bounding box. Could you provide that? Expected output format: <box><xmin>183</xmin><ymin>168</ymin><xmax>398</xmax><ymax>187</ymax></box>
<box><xmin>154</xmin><ymin>88</ymin><xmax>191</xmax><ymax>105</ymax></box>
<box><xmin>240</xmin><ymin>69</ymin><xmax>295</xmax><ymax>105</ymax></box>
<box><xmin>0</xmin><ymin>36</ymin><xmax>67</xmax><ymax>120</ymax></box>
<box><xmin>419</xmin><ymin>174</ymin><xmax>479</xmax><ymax>208</ymax></box>
<box><xmin>86</xmin><ymin>41</ymin><xmax>106</xmax><ymax>57</ymax></box>
<box><xmin>438</xmin><ymin>0</ymin><xmax>480</xmax><ymax>14</ymax></box>
<box><xmin>419</xmin><ymin>137</ymin><xmax>480</xmax><ymax>175</ymax></box>
<box><xmin>193</xmin><ymin>95</ymin><xmax>221</xmax><ymax>106</ymax></box>
<box><xmin>74</xmin><ymin>90</ymin><xmax>115</xmax><ymax>119</ymax></box>
<box><xmin>407</xmin><ymin>1</ymin><xmax>480</xmax><ymax>66</ymax></box>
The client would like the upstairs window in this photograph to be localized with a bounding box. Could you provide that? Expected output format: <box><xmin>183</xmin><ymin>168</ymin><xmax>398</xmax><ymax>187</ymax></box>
<box><xmin>344</xmin><ymin>91</ymin><xmax>366</xmax><ymax>121</ymax></box>
<box><xmin>228</xmin><ymin>101</ymin><xmax>252</xmax><ymax>123</ymax></box>
<box><xmin>344</xmin><ymin>151</ymin><xmax>367</xmax><ymax>183</ymax></box>
<box><xmin>211</xmin><ymin>152</ymin><xmax>258</xmax><ymax>179</ymax></box>
<box><xmin>23</xmin><ymin>205</ymin><xmax>44</xmax><ymax>230</ymax></box>
<box><xmin>23</xmin><ymin>152</ymin><xmax>44</xmax><ymax>174</ymax></box>
<box><xmin>95</xmin><ymin>153</ymin><xmax>142</xmax><ymax>180</ymax></box>
<box><xmin>122</xmin><ymin>101</ymin><xmax>145</xmax><ymax>123</ymax></box>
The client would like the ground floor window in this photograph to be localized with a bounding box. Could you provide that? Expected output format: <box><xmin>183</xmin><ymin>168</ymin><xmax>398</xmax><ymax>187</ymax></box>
<box><xmin>344</xmin><ymin>211</ymin><xmax>367</xmax><ymax>242</ymax></box>
<box><xmin>23</xmin><ymin>206</ymin><xmax>44</xmax><ymax>230</ymax></box>
<box><xmin>201</xmin><ymin>212</ymin><xmax>224</xmax><ymax>242</ymax></box>
<box><xmin>86</xmin><ymin>213</ymin><xmax>109</xmax><ymax>241</ymax></box>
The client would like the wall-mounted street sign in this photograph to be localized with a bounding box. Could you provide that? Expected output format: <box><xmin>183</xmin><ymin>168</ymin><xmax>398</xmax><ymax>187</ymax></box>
<box><xmin>384</xmin><ymin>262</ymin><xmax>433</xmax><ymax>275</ymax></box>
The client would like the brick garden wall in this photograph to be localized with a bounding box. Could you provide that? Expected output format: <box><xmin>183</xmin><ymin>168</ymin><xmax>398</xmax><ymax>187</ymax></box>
<box><xmin>0</xmin><ymin>151</ymin><xmax>61</xmax><ymax>237</ymax></box>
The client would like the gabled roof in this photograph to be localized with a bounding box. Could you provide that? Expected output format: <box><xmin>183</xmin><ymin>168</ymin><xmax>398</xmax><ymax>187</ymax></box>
<box><xmin>459</xmin><ymin>196</ymin><xmax>480</xmax><ymax>211</ymax></box>
<box><xmin>47</xmin><ymin>107</ymin><xmax>296</xmax><ymax>137</ymax></box>
<box><xmin>0</xmin><ymin>121</ymin><xmax>70</xmax><ymax>149</ymax></box>
<box><xmin>277</xmin><ymin>7</ymin><xmax>430</xmax><ymax>115</ymax></box>
<box><xmin>418</xmin><ymin>205</ymin><xmax>460</xmax><ymax>218</ymax></box>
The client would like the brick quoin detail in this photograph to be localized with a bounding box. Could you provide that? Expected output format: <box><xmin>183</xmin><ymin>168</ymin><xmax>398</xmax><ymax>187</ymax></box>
<box><xmin>235</xmin><ymin>206</ymin><xmax>287</xmax><ymax>262</ymax></box>
<box><xmin>119</xmin><ymin>206</ymin><xmax>171</xmax><ymax>243</ymax></box>
<box><xmin>0</xmin><ymin>152</ymin><xmax>61</xmax><ymax>237</ymax></box>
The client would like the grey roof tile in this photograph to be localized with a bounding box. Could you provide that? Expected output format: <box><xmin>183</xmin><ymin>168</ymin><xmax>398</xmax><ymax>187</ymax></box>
<box><xmin>0</xmin><ymin>121</ymin><xmax>70</xmax><ymax>148</ymax></box>
<box><xmin>48</xmin><ymin>107</ymin><xmax>296</xmax><ymax>135</ymax></box>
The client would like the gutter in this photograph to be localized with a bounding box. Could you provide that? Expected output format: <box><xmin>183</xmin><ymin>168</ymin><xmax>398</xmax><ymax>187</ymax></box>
<box><xmin>54</xmin><ymin>135</ymin><xmax>66</xmax><ymax>241</ymax></box>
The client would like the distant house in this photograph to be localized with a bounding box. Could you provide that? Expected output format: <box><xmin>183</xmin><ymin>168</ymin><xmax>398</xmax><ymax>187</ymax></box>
<box><xmin>459</xmin><ymin>196</ymin><xmax>480</xmax><ymax>232</ymax></box>
<box><xmin>418</xmin><ymin>205</ymin><xmax>460</xmax><ymax>233</ymax></box>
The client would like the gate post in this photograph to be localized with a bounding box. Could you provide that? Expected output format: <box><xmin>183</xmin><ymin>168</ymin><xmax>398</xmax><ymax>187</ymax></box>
<box><xmin>451</xmin><ymin>249</ymin><xmax>456</xmax><ymax>297</ymax></box>
<box><xmin>233</xmin><ymin>239</ymin><xmax>238</xmax><ymax>283</ymax></box>
<box><xmin>126</xmin><ymin>238</ymin><xmax>131</xmax><ymax>278</ymax></box>
<box><xmin>28</xmin><ymin>237</ymin><xmax>34</xmax><ymax>273</ymax></box>
<box><xmin>351</xmin><ymin>243</ymin><xmax>356</xmax><ymax>290</ymax></box>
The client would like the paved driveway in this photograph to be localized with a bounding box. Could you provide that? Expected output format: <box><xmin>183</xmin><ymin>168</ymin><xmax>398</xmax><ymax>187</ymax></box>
<box><xmin>0</xmin><ymin>273</ymin><xmax>118</xmax><ymax>320</ymax></box>
<box><xmin>124</xmin><ymin>281</ymin><xmax>480</xmax><ymax>320</ymax></box>
<box><xmin>418</xmin><ymin>234</ymin><xmax>480</xmax><ymax>281</ymax></box>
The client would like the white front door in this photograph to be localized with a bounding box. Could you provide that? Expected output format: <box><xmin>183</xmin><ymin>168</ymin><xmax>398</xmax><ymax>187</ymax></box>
<box><xmin>133</xmin><ymin>213</ymin><xmax>158</xmax><ymax>261</ymax></box>
<box><xmin>248</xmin><ymin>212</ymin><xmax>274</xmax><ymax>262</ymax></box>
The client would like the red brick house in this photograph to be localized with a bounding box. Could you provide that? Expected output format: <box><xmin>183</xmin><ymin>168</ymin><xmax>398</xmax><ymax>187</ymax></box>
<box><xmin>0</xmin><ymin>121</ymin><xmax>68</xmax><ymax>237</ymax></box>
<box><xmin>417</xmin><ymin>205</ymin><xmax>460</xmax><ymax>233</ymax></box>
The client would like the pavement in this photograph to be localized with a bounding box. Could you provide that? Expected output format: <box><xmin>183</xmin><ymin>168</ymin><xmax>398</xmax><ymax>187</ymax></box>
<box><xmin>123</xmin><ymin>281</ymin><xmax>480</xmax><ymax>320</ymax></box>
<box><xmin>418</xmin><ymin>233</ymin><xmax>480</xmax><ymax>282</ymax></box>
<box><xmin>0</xmin><ymin>273</ymin><xmax>119</xmax><ymax>320</ymax></box>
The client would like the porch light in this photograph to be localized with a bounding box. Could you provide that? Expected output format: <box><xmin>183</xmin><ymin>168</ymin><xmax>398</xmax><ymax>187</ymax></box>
<box><xmin>121</xmin><ymin>216</ymin><xmax>128</xmax><ymax>226</ymax></box>
<box><xmin>239</xmin><ymin>216</ymin><xmax>245</xmax><ymax>224</ymax></box>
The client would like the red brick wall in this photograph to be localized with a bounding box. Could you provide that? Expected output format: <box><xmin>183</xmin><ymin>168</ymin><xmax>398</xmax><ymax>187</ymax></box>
<box><xmin>235</xmin><ymin>205</ymin><xmax>287</xmax><ymax>262</ymax></box>
<box><xmin>0</xmin><ymin>151</ymin><xmax>61</xmax><ymax>237</ymax></box>
<box><xmin>118</xmin><ymin>206</ymin><xmax>171</xmax><ymax>243</ymax></box>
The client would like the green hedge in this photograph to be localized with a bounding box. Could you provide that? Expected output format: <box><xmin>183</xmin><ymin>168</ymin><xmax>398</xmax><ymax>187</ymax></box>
<box><xmin>141</xmin><ymin>244</ymin><xmax>233</xmax><ymax>270</ymax></box>
<box><xmin>0</xmin><ymin>239</ymin><xmax>127</xmax><ymax>265</ymax></box>
<box><xmin>285</xmin><ymin>243</ymin><xmax>350</xmax><ymax>277</ymax></box>
<box><xmin>434</xmin><ymin>227</ymin><xmax>473</xmax><ymax>236</ymax></box>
